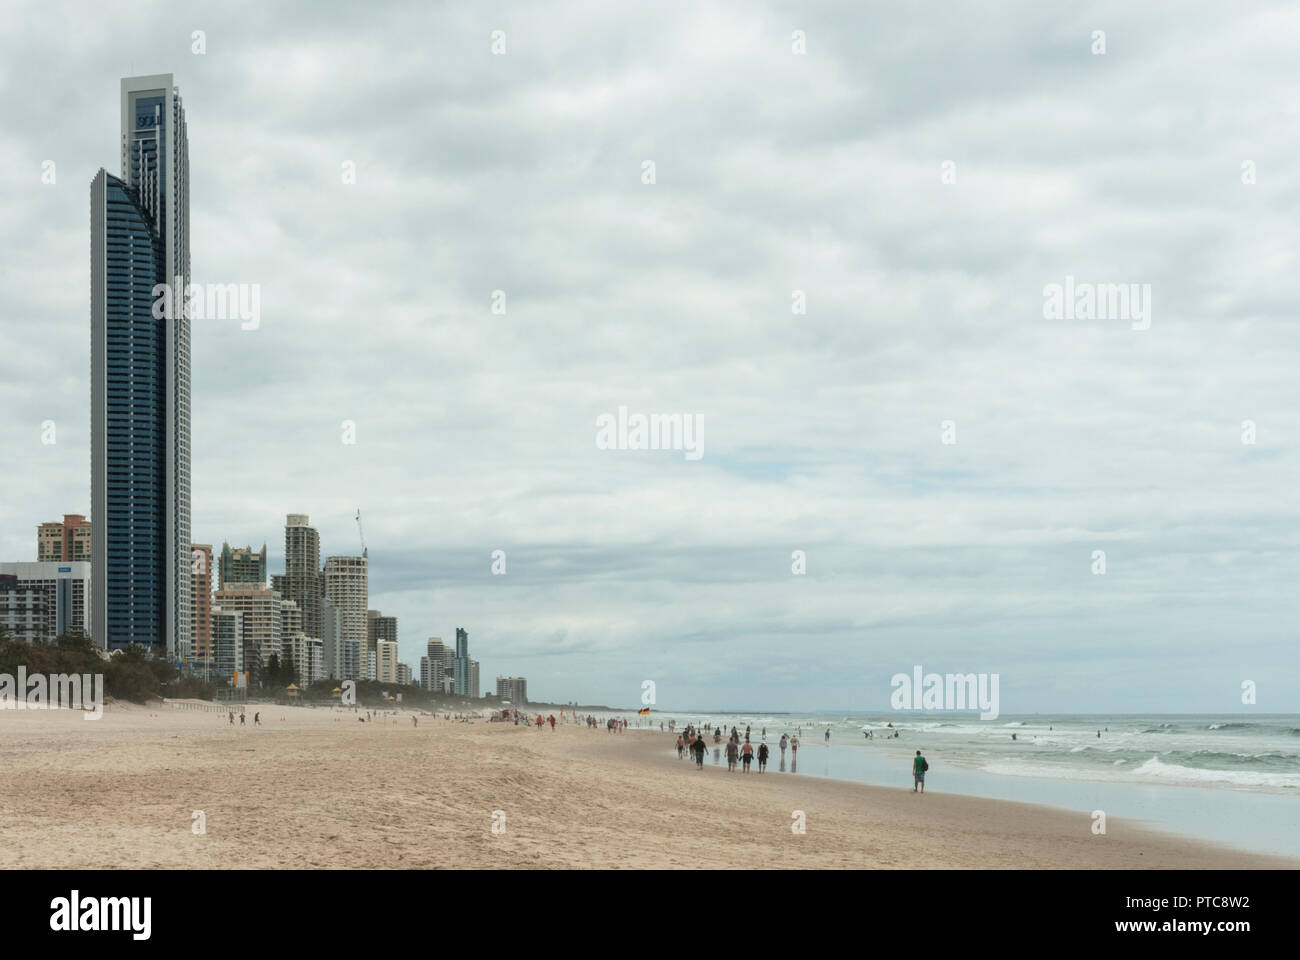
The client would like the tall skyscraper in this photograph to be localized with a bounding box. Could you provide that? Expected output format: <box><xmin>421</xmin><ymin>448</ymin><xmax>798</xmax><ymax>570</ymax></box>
<box><xmin>324</xmin><ymin>556</ymin><xmax>367</xmax><ymax>680</ymax></box>
<box><xmin>453</xmin><ymin>627</ymin><xmax>470</xmax><ymax>696</ymax></box>
<box><xmin>91</xmin><ymin>74</ymin><xmax>190</xmax><ymax>655</ymax></box>
<box><xmin>283</xmin><ymin>514</ymin><xmax>323</xmax><ymax>641</ymax></box>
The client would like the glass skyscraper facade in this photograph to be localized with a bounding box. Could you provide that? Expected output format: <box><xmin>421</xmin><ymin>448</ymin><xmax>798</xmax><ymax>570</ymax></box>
<box><xmin>454</xmin><ymin>627</ymin><xmax>470</xmax><ymax>696</ymax></box>
<box><xmin>91</xmin><ymin>75</ymin><xmax>191</xmax><ymax>655</ymax></box>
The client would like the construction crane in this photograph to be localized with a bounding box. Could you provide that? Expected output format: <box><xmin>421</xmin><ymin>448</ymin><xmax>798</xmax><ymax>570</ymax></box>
<box><xmin>355</xmin><ymin>509</ymin><xmax>367</xmax><ymax>558</ymax></box>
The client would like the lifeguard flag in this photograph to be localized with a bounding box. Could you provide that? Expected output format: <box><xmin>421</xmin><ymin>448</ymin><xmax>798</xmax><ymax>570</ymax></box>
<box><xmin>637</xmin><ymin>707</ymin><xmax>651</xmax><ymax>715</ymax></box>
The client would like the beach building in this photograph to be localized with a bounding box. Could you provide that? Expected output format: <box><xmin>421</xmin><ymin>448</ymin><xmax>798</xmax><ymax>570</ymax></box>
<box><xmin>91</xmin><ymin>76</ymin><xmax>192</xmax><ymax>657</ymax></box>
<box><xmin>37</xmin><ymin>515</ymin><xmax>92</xmax><ymax>563</ymax></box>
<box><xmin>324</xmin><ymin>555</ymin><xmax>367</xmax><ymax>680</ymax></box>
<box><xmin>376</xmin><ymin>639</ymin><xmax>399</xmax><ymax>684</ymax></box>
<box><xmin>0</xmin><ymin>561</ymin><xmax>92</xmax><ymax>643</ymax></box>
<box><xmin>219</xmin><ymin>543</ymin><xmax>267</xmax><ymax>588</ymax></box>
<box><xmin>496</xmin><ymin>676</ymin><xmax>527</xmax><ymax>705</ymax></box>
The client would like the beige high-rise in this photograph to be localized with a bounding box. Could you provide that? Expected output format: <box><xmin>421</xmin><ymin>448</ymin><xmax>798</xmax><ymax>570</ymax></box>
<box><xmin>37</xmin><ymin>515</ymin><xmax>92</xmax><ymax>563</ymax></box>
<box><xmin>191</xmin><ymin>544</ymin><xmax>212</xmax><ymax>659</ymax></box>
<box><xmin>324</xmin><ymin>556</ymin><xmax>367</xmax><ymax>680</ymax></box>
<box><xmin>376</xmin><ymin>639</ymin><xmax>399</xmax><ymax>684</ymax></box>
<box><xmin>212</xmin><ymin>583</ymin><xmax>282</xmax><ymax>681</ymax></box>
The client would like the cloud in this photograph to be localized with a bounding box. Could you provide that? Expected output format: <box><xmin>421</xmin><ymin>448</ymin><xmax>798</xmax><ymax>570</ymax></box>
<box><xmin>2</xmin><ymin>0</ymin><xmax>1297</xmax><ymax>711</ymax></box>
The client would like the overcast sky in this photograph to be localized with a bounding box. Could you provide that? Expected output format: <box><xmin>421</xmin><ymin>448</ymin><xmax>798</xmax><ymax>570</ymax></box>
<box><xmin>2</xmin><ymin>1</ymin><xmax>1298</xmax><ymax>713</ymax></box>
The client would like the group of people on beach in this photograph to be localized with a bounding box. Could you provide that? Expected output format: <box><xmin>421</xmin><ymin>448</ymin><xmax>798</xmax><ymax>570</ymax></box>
<box><xmin>675</xmin><ymin>724</ymin><xmax>800</xmax><ymax>774</ymax></box>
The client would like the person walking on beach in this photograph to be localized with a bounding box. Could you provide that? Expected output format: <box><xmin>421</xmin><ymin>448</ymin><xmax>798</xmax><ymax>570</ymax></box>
<box><xmin>254</xmin><ymin>712</ymin><xmax>261</xmax><ymax>726</ymax></box>
<box><xmin>825</xmin><ymin>727</ymin><xmax>831</xmax><ymax>744</ymax></box>
<box><xmin>758</xmin><ymin>741</ymin><xmax>769</xmax><ymax>772</ymax></box>
<box><xmin>741</xmin><ymin>740</ymin><xmax>754</xmax><ymax>772</ymax></box>
<box><xmin>790</xmin><ymin>735</ymin><xmax>798</xmax><ymax>755</ymax></box>
<box><xmin>228</xmin><ymin>711</ymin><xmax>234</xmax><ymax>725</ymax></box>
<box><xmin>676</xmin><ymin>735</ymin><xmax>685</xmax><ymax>759</ymax></box>
<box><xmin>692</xmin><ymin>734</ymin><xmax>706</xmax><ymax>769</ymax></box>
<box><xmin>779</xmin><ymin>733</ymin><xmax>788</xmax><ymax>757</ymax></box>
<box><xmin>913</xmin><ymin>750</ymin><xmax>928</xmax><ymax>793</ymax></box>
<box><xmin>239</xmin><ymin>712</ymin><xmax>245</xmax><ymax>725</ymax></box>
<box><xmin>725</xmin><ymin>738</ymin><xmax>739</xmax><ymax>771</ymax></box>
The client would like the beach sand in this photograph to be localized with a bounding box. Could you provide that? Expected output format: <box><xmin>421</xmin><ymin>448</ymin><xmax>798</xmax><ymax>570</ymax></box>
<box><xmin>0</xmin><ymin>703</ymin><xmax>1292</xmax><ymax>869</ymax></box>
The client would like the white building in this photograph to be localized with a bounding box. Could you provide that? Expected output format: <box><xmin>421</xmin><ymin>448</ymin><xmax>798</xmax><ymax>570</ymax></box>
<box><xmin>0</xmin><ymin>561</ymin><xmax>91</xmax><ymax>643</ymax></box>
<box><xmin>286</xmin><ymin>633</ymin><xmax>326</xmax><ymax>686</ymax></box>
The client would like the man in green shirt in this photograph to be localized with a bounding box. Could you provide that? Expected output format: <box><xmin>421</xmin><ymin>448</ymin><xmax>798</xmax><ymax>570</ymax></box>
<box><xmin>913</xmin><ymin>750</ymin><xmax>927</xmax><ymax>793</ymax></box>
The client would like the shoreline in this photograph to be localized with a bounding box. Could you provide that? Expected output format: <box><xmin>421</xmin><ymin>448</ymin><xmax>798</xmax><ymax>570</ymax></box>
<box><xmin>0</xmin><ymin>704</ymin><xmax>1293</xmax><ymax>869</ymax></box>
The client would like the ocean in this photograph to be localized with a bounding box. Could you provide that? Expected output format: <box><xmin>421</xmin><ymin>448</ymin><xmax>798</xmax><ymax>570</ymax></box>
<box><xmin>625</xmin><ymin>712</ymin><xmax>1300</xmax><ymax>858</ymax></box>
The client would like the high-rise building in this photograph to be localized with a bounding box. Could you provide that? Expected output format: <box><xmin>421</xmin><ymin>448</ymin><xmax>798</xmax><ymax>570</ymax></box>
<box><xmin>453</xmin><ymin>627</ymin><xmax>470</xmax><ymax>696</ymax></box>
<box><xmin>376</xmin><ymin>639</ymin><xmax>399</xmax><ymax>684</ymax></box>
<box><xmin>469</xmin><ymin>659</ymin><xmax>480</xmax><ymax>699</ymax></box>
<box><xmin>218</xmin><ymin>543</ymin><xmax>266</xmax><ymax>588</ymax></box>
<box><xmin>420</xmin><ymin>637</ymin><xmax>447</xmax><ymax>692</ymax></box>
<box><xmin>191</xmin><ymin>544</ymin><xmax>212</xmax><ymax>660</ymax></box>
<box><xmin>396</xmin><ymin>662</ymin><xmax>412</xmax><ymax>686</ymax></box>
<box><xmin>209</xmin><ymin>606</ymin><xmax>244</xmax><ymax>682</ymax></box>
<box><xmin>283</xmin><ymin>515</ymin><xmax>323</xmax><ymax>642</ymax></box>
<box><xmin>0</xmin><ymin>562</ymin><xmax>92</xmax><ymax>643</ymax></box>
<box><xmin>91</xmin><ymin>75</ymin><xmax>190</xmax><ymax>656</ymax></box>
<box><xmin>37</xmin><ymin>515</ymin><xmax>93</xmax><ymax>563</ymax></box>
<box><xmin>495</xmin><ymin>676</ymin><xmax>527</xmax><ymax>706</ymax></box>
<box><xmin>212</xmin><ymin>583</ymin><xmax>281</xmax><ymax>683</ymax></box>
<box><xmin>440</xmin><ymin>646</ymin><xmax>455</xmax><ymax>693</ymax></box>
<box><xmin>279</xmin><ymin>597</ymin><xmax>302</xmax><ymax>673</ymax></box>
<box><xmin>320</xmin><ymin>598</ymin><xmax>355</xmax><ymax>680</ymax></box>
<box><xmin>285</xmin><ymin>633</ymin><xmax>325</xmax><ymax>686</ymax></box>
<box><xmin>324</xmin><ymin>556</ymin><xmax>367</xmax><ymax>680</ymax></box>
<box><xmin>367</xmin><ymin>609</ymin><xmax>397</xmax><ymax>648</ymax></box>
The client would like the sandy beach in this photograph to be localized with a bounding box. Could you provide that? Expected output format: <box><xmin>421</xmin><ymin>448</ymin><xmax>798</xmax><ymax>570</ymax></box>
<box><xmin>0</xmin><ymin>703</ymin><xmax>1292</xmax><ymax>869</ymax></box>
